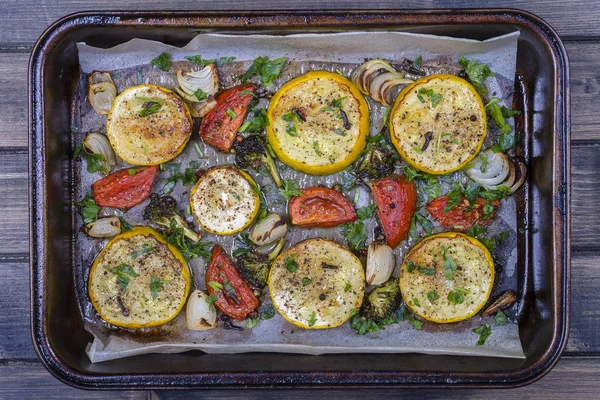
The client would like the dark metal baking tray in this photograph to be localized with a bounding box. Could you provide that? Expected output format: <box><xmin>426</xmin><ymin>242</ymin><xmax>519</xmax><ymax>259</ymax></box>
<box><xmin>29</xmin><ymin>9</ymin><xmax>570</xmax><ymax>389</ymax></box>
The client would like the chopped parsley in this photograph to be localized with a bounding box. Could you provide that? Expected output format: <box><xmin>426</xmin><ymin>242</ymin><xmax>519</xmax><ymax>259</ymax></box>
<box><xmin>427</xmin><ymin>290</ymin><xmax>440</xmax><ymax>301</ymax></box>
<box><xmin>307</xmin><ymin>311</ymin><xmax>317</xmax><ymax>327</ymax></box>
<box><xmin>459</xmin><ymin>57</ymin><xmax>495</xmax><ymax>95</ymax></box>
<box><xmin>302</xmin><ymin>277</ymin><xmax>312</xmax><ymax>286</ymax></box>
<box><xmin>472</xmin><ymin>323</ymin><xmax>492</xmax><ymax>345</ymax></box>
<box><xmin>281</xmin><ymin>111</ymin><xmax>301</xmax><ymax>137</ymax></box>
<box><xmin>443</xmin><ymin>256</ymin><xmax>458</xmax><ymax>280</ymax></box>
<box><xmin>278</xmin><ymin>179</ymin><xmax>302</xmax><ymax>200</ymax></box>
<box><xmin>131</xmin><ymin>244</ymin><xmax>155</xmax><ymax>259</ymax></box>
<box><xmin>163</xmin><ymin>220</ymin><xmax>212</xmax><ymax>261</ymax></box>
<box><xmin>150</xmin><ymin>52</ymin><xmax>171</xmax><ymax>72</ymax></box>
<box><xmin>105</xmin><ymin>264</ymin><xmax>139</xmax><ymax>292</ymax></box>
<box><xmin>408</xmin><ymin>316</ymin><xmax>424</xmax><ymax>330</ymax></box>
<box><xmin>239</xmin><ymin>108</ymin><xmax>269</xmax><ymax>133</ymax></box>
<box><xmin>226</xmin><ymin>107</ymin><xmax>237</xmax><ymax>119</ymax></box>
<box><xmin>312</xmin><ymin>141</ymin><xmax>322</xmax><ymax>156</ymax></box>
<box><xmin>447</xmin><ymin>287</ymin><xmax>471</xmax><ymax>305</ymax></box>
<box><xmin>204</xmin><ymin>293</ymin><xmax>218</xmax><ymax>311</ymax></box>
<box><xmin>208</xmin><ymin>281</ymin><xmax>224</xmax><ymax>291</ymax></box>
<box><xmin>232</xmin><ymin>232</ymin><xmax>255</xmax><ymax>258</ymax></box>
<box><xmin>495</xmin><ymin>310</ymin><xmax>508</xmax><ymax>326</ymax></box>
<box><xmin>150</xmin><ymin>276</ymin><xmax>169</xmax><ymax>300</ymax></box>
<box><xmin>417</xmin><ymin>88</ymin><xmax>443</xmax><ymax>108</ymax></box>
<box><xmin>193</xmin><ymin>88</ymin><xmax>208</xmax><ymax>101</ymax></box>
<box><xmin>413</xmin><ymin>297</ymin><xmax>421</xmax><ymax>307</ymax></box>
<box><xmin>412</xmin><ymin>56</ymin><xmax>423</xmax><ymax>70</ymax></box>
<box><xmin>77</xmin><ymin>192</ymin><xmax>100</xmax><ymax>224</ymax></box>
<box><xmin>74</xmin><ymin>142</ymin><xmax>108</xmax><ymax>174</ymax></box>
<box><xmin>344</xmin><ymin>282</ymin><xmax>352</xmax><ymax>292</ymax></box>
<box><xmin>285</xmin><ymin>254</ymin><xmax>299</xmax><ymax>273</ymax></box>
<box><xmin>341</xmin><ymin>221</ymin><xmax>367</xmax><ymax>251</ymax></box>
<box><xmin>138</xmin><ymin>98</ymin><xmax>162</xmax><ymax>117</ymax></box>
<box><xmin>356</xmin><ymin>204</ymin><xmax>377</xmax><ymax>220</ymax></box>
<box><xmin>241</xmin><ymin>56</ymin><xmax>287</xmax><ymax>86</ymax></box>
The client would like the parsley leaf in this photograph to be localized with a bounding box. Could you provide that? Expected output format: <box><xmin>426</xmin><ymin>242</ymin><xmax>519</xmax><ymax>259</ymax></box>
<box><xmin>278</xmin><ymin>179</ymin><xmax>302</xmax><ymax>200</ymax></box>
<box><xmin>495</xmin><ymin>310</ymin><xmax>508</xmax><ymax>326</ymax></box>
<box><xmin>307</xmin><ymin>311</ymin><xmax>317</xmax><ymax>327</ymax></box>
<box><xmin>444</xmin><ymin>182</ymin><xmax>464</xmax><ymax>213</ymax></box>
<box><xmin>447</xmin><ymin>287</ymin><xmax>471</xmax><ymax>305</ymax></box>
<box><xmin>77</xmin><ymin>192</ymin><xmax>101</xmax><ymax>224</ymax></box>
<box><xmin>459</xmin><ymin>57</ymin><xmax>496</xmax><ymax>95</ymax></box>
<box><xmin>150</xmin><ymin>52</ymin><xmax>171</xmax><ymax>72</ymax></box>
<box><xmin>285</xmin><ymin>254</ymin><xmax>299</xmax><ymax>273</ymax></box>
<box><xmin>239</xmin><ymin>108</ymin><xmax>269</xmax><ymax>133</ymax></box>
<box><xmin>204</xmin><ymin>293</ymin><xmax>218</xmax><ymax>311</ymax></box>
<box><xmin>409</xmin><ymin>316</ymin><xmax>424</xmax><ymax>330</ymax></box>
<box><xmin>139</xmin><ymin>100</ymin><xmax>162</xmax><ymax>117</ymax></box>
<box><xmin>131</xmin><ymin>244</ymin><xmax>155</xmax><ymax>259</ymax></box>
<box><xmin>472</xmin><ymin>323</ymin><xmax>492</xmax><ymax>345</ymax></box>
<box><xmin>150</xmin><ymin>276</ymin><xmax>169</xmax><ymax>300</ymax></box>
<box><xmin>226</xmin><ymin>107</ymin><xmax>237</xmax><ymax>119</ymax></box>
<box><xmin>417</xmin><ymin>88</ymin><xmax>443</xmax><ymax>108</ymax></box>
<box><xmin>443</xmin><ymin>257</ymin><xmax>458</xmax><ymax>280</ymax></box>
<box><xmin>163</xmin><ymin>220</ymin><xmax>212</xmax><ymax>261</ymax></box>
<box><xmin>427</xmin><ymin>290</ymin><xmax>440</xmax><ymax>301</ymax></box>
<box><xmin>193</xmin><ymin>88</ymin><xmax>208</xmax><ymax>101</ymax></box>
<box><xmin>74</xmin><ymin>142</ymin><xmax>108</xmax><ymax>174</ymax></box>
<box><xmin>356</xmin><ymin>204</ymin><xmax>377</xmax><ymax>220</ymax></box>
<box><xmin>241</xmin><ymin>56</ymin><xmax>287</xmax><ymax>86</ymax></box>
<box><xmin>341</xmin><ymin>220</ymin><xmax>367</xmax><ymax>251</ymax></box>
<box><xmin>302</xmin><ymin>277</ymin><xmax>312</xmax><ymax>286</ymax></box>
<box><xmin>105</xmin><ymin>264</ymin><xmax>139</xmax><ymax>292</ymax></box>
<box><xmin>232</xmin><ymin>232</ymin><xmax>255</xmax><ymax>258</ymax></box>
<box><xmin>312</xmin><ymin>141</ymin><xmax>322</xmax><ymax>156</ymax></box>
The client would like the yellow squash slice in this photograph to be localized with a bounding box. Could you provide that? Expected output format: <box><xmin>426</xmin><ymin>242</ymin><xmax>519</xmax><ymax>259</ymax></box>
<box><xmin>88</xmin><ymin>227</ymin><xmax>191</xmax><ymax>328</ymax></box>
<box><xmin>266</xmin><ymin>71</ymin><xmax>369</xmax><ymax>175</ymax></box>
<box><xmin>399</xmin><ymin>232</ymin><xmax>494</xmax><ymax>323</ymax></box>
<box><xmin>389</xmin><ymin>74</ymin><xmax>486</xmax><ymax>174</ymax></box>
<box><xmin>189</xmin><ymin>166</ymin><xmax>260</xmax><ymax>235</ymax></box>
<box><xmin>106</xmin><ymin>84</ymin><xmax>193</xmax><ymax>165</ymax></box>
<box><xmin>268</xmin><ymin>238</ymin><xmax>364</xmax><ymax>329</ymax></box>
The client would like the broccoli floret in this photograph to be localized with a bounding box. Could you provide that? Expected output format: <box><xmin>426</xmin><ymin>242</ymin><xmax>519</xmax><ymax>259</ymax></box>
<box><xmin>143</xmin><ymin>193</ymin><xmax>200</xmax><ymax>242</ymax></box>
<box><xmin>236</xmin><ymin>237</ymin><xmax>284</xmax><ymax>288</ymax></box>
<box><xmin>233</xmin><ymin>135</ymin><xmax>282</xmax><ymax>187</ymax></box>
<box><xmin>355</xmin><ymin>145</ymin><xmax>394</xmax><ymax>181</ymax></box>
<box><xmin>360</xmin><ymin>278</ymin><xmax>401</xmax><ymax>322</ymax></box>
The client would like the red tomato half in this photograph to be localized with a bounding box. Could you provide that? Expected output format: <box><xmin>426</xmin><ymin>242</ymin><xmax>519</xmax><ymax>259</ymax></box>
<box><xmin>370</xmin><ymin>175</ymin><xmax>417</xmax><ymax>248</ymax></box>
<box><xmin>199</xmin><ymin>84</ymin><xmax>256</xmax><ymax>152</ymax></box>
<box><xmin>205</xmin><ymin>245</ymin><xmax>259</xmax><ymax>320</ymax></box>
<box><xmin>91</xmin><ymin>166</ymin><xmax>158</xmax><ymax>209</ymax></box>
<box><xmin>426</xmin><ymin>196</ymin><xmax>499</xmax><ymax>231</ymax></box>
<box><xmin>289</xmin><ymin>187</ymin><xmax>357</xmax><ymax>228</ymax></box>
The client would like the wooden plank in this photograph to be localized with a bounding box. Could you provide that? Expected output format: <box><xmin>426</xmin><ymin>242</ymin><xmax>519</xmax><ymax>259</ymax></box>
<box><xmin>571</xmin><ymin>143</ymin><xmax>600</xmax><ymax>251</ymax></box>
<box><xmin>1</xmin><ymin>0</ymin><xmax>600</xmax><ymax>46</ymax></box>
<box><xmin>0</xmin><ymin>151</ymin><xmax>28</xmax><ymax>255</ymax></box>
<box><xmin>0</xmin><ymin>356</ymin><xmax>598</xmax><ymax>398</ymax></box>
<box><xmin>0</xmin><ymin>53</ymin><xmax>27</xmax><ymax>147</ymax></box>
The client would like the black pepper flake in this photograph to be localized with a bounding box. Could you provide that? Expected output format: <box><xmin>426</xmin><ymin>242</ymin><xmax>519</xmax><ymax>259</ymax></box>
<box><xmin>319</xmin><ymin>294</ymin><xmax>327</xmax><ymax>301</ymax></box>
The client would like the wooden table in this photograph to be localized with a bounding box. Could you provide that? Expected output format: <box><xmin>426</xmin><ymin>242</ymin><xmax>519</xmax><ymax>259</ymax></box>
<box><xmin>2</xmin><ymin>1</ymin><xmax>598</xmax><ymax>398</ymax></box>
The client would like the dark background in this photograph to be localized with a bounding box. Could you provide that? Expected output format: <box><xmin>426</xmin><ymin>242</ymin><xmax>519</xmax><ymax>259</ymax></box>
<box><xmin>3</xmin><ymin>1</ymin><xmax>599</xmax><ymax>398</ymax></box>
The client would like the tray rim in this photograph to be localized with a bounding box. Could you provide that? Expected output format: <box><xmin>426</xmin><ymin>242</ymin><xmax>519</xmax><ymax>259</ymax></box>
<box><xmin>29</xmin><ymin>8</ymin><xmax>571</xmax><ymax>390</ymax></box>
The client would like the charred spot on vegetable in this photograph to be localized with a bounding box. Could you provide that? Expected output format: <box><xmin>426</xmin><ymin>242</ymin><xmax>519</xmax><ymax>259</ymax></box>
<box><xmin>359</xmin><ymin>278</ymin><xmax>401</xmax><ymax>323</ymax></box>
<box><xmin>233</xmin><ymin>135</ymin><xmax>282</xmax><ymax>187</ymax></box>
<box><xmin>237</xmin><ymin>238</ymin><xmax>284</xmax><ymax>289</ymax></box>
<box><xmin>144</xmin><ymin>194</ymin><xmax>200</xmax><ymax>243</ymax></box>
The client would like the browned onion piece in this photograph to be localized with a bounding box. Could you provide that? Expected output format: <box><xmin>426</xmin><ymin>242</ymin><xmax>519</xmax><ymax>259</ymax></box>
<box><xmin>508</xmin><ymin>159</ymin><xmax>527</xmax><ymax>194</ymax></box>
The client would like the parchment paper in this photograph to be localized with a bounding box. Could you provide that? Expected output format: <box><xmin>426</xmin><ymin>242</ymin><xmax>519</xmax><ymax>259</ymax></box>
<box><xmin>73</xmin><ymin>30</ymin><xmax>524</xmax><ymax>363</ymax></box>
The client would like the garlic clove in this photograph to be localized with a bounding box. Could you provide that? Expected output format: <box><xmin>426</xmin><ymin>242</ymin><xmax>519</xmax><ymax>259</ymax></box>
<box><xmin>83</xmin><ymin>132</ymin><xmax>117</xmax><ymax>173</ymax></box>
<box><xmin>87</xmin><ymin>71</ymin><xmax>117</xmax><ymax>115</ymax></box>
<box><xmin>84</xmin><ymin>217</ymin><xmax>121</xmax><ymax>238</ymax></box>
<box><xmin>366</xmin><ymin>242</ymin><xmax>395</xmax><ymax>286</ymax></box>
<box><xmin>186</xmin><ymin>290</ymin><xmax>218</xmax><ymax>331</ymax></box>
<box><xmin>186</xmin><ymin>97</ymin><xmax>218</xmax><ymax>118</ymax></box>
<box><xmin>249</xmin><ymin>213</ymin><xmax>288</xmax><ymax>246</ymax></box>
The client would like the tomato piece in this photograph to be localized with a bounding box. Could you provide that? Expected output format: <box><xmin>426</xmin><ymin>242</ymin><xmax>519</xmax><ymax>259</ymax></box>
<box><xmin>370</xmin><ymin>175</ymin><xmax>417</xmax><ymax>248</ymax></box>
<box><xmin>426</xmin><ymin>196</ymin><xmax>499</xmax><ymax>231</ymax></box>
<box><xmin>91</xmin><ymin>166</ymin><xmax>158</xmax><ymax>208</ymax></box>
<box><xmin>205</xmin><ymin>245</ymin><xmax>259</xmax><ymax>320</ymax></box>
<box><xmin>289</xmin><ymin>187</ymin><xmax>357</xmax><ymax>228</ymax></box>
<box><xmin>199</xmin><ymin>84</ymin><xmax>256</xmax><ymax>152</ymax></box>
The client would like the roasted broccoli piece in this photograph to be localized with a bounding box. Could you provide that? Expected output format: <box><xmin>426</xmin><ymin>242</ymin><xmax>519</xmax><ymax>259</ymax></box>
<box><xmin>354</xmin><ymin>145</ymin><xmax>394</xmax><ymax>181</ymax></box>
<box><xmin>143</xmin><ymin>193</ymin><xmax>200</xmax><ymax>243</ymax></box>
<box><xmin>233</xmin><ymin>135</ymin><xmax>282</xmax><ymax>187</ymax></box>
<box><xmin>236</xmin><ymin>237</ymin><xmax>284</xmax><ymax>289</ymax></box>
<box><xmin>360</xmin><ymin>278</ymin><xmax>402</xmax><ymax>322</ymax></box>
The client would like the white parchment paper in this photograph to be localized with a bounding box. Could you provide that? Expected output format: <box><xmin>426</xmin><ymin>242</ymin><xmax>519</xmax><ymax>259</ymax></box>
<box><xmin>74</xmin><ymin>30</ymin><xmax>524</xmax><ymax>363</ymax></box>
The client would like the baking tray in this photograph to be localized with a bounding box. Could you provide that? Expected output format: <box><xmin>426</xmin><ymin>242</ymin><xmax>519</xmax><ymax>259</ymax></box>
<box><xmin>29</xmin><ymin>9</ymin><xmax>570</xmax><ymax>389</ymax></box>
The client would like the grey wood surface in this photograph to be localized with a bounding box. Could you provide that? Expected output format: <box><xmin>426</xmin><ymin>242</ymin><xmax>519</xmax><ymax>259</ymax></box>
<box><xmin>2</xmin><ymin>1</ymin><xmax>599</xmax><ymax>398</ymax></box>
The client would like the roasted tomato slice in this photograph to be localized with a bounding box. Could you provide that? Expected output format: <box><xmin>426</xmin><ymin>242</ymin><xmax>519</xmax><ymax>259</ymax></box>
<box><xmin>91</xmin><ymin>166</ymin><xmax>158</xmax><ymax>208</ymax></box>
<box><xmin>426</xmin><ymin>196</ymin><xmax>499</xmax><ymax>231</ymax></box>
<box><xmin>289</xmin><ymin>187</ymin><xmax>357</xmax><ymax>228</ymax></box>
<box><xmin>199</xmin><ymin>84</ymin><xmax>256</xmax><ymax>152</ymax></box>
<box><xmin>205</xmin><ymin>245</ymin><xmax>259</xmax><ymax>320</ymax></box>
<box><xmin>370</xmin><ymin>175</ymin><xmax>417</xmax><ymax>248</ymax></box>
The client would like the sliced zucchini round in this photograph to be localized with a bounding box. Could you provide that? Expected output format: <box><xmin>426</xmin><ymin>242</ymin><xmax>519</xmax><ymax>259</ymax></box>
<box><xmin>390</xmin><ymin>74</ymin><xmax>486</xmax><ymax>174</ymax></box>
<box><xmin>266</xmin><ymin>71</ymin><xmax>369</xmax><ymax>175</ymax></box>
<box><xmin>106</xmin><ymin>84</ymin><xmax>193</xmax><ymax>165</ymax></box>
<box><xmin>88</xmin><ymin>226</ymin><xmax>191</xmax><ymax>328</ymax></box>
<box><xmin>268</xmin><ymin>238</ymin><xmax>364</xmax><ymax>329</ymax></box>
<box><xmin>399</xmin><ymin>232</ymin><xmax>494</xmax><ymax>323</ymax></box>
<box><xmin>189</xmin><ymin>166</ymin><xmax>260</xmax><ymax>235</ymax></box>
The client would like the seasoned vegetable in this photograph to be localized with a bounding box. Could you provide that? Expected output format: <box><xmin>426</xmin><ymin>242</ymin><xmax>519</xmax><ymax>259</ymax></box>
<box><xmin>354</xmin><ymin>144</ymin><xmax>395</xmax><ymax>181</ymax></box>
<box><xmin>268</xmin><ymin>238</ymin><xmax>364</xmax><ymax>329</ymax></box>
<box><xmin>389</xmin><ymin>74</ymin><xmax>486</xmax><ymax>174</ymax></box>
<box><xmin>267</xmin><ymin>71</ymin><xmax>369</xmax><ymax>175</ymax></box>
<box><xmin>205</xmin><ymin>245</ymin><xmax>259</xmax><ymax>320</ymax></box>
<box><xmin>143</xmin><ymin>193</ymin><xmax>200</xmax><ymax>242</ymax></box>
<box><xmin>399</xmin><ymin>232</ymin><xmax>494</xmax><ymax>323</ymax></box>
<box><xmin>360</xmin><ymin>278</ymin><xmax>402</xmax><ymax>322</ymax></box>
<box><xmin>189</xmin><ymin>166</ymin><xmax>260</xmax><ymax>235</ymax></box>
<box><xmin>106</xmin><ymin>84</ymin><xmax>193</xmax><ymax>165</ymax></box>
<box><xmin>426</xmin><ymin>196</ymin><xmax>499</xmax><ymax>231</ymax></box>
<box><xmin>233</xmin><ymin>135</ymin><xmax>282</xmax><ymax>187</ymax></box>
<box><xmin>88</xmin><ymin>227</ymin><xmax>191</xmax><ymax>328</ymax></box>
<box><xmin>175</xmin><ymin>65</ymin><xmax>219</xmax><ymax>118</ymax></box>
<box><xmin>464</xmin><ymin>149</ymin><xmax>527</xmax><ymax>194</ymax></box>
<box><xmin>81</xmin><ymin>133</ymin><xmax>116</xmax><ymax>174</ymax></box>
<box><xmin>186</xmin><ymin>289</ymin><xmax>218</xmax><ymax>331</ymax></box>
<box><xmin>87</xmin><ymin>71</ymin><xmax>117</xmax><ymax>116</ymax></box>
<box><xmin>83</xmin><ymin>216</ymin><xmax>121</xmax><ymax>238</ymax></box>
<box><xmin>199</xmin><ymin>84</ymin><xmax>256</xmax><ymax>152</ymax></box>
<box><xmin>91</xmin><ymin>165</ymin><xmax>158</xmax><ymax>209</ymax></box>
<box><xmin>237</xmin><ymin>237</ymin><xmax>285</xmax><ymax>289</ymax></box>
<box><xmin>289</xmin><ymin>187</ymin><xmax>357</xmax><ymax>228</ymax></box>
<box><xmin>249</xmin><ymin>213</ymin><xmax>287</xmax><ymax>246</ymax></box>
<box><xmin>350</xmin><ymin>59</ymin><xmax>413</xmax><ymax>105</ymax></box>
<box><xmin>370</xmin><ymin>174</ymin><xmax>417</xmax><ymax>248</ymax></box>
<box><xmin>366</xmin><ymin>242</ymin><xmax>395</xmax><ymax>286</ymax></box>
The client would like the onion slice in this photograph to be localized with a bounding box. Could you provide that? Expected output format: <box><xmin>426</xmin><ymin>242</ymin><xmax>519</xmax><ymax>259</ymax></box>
<box><xmin>465</xmin><ymin>149</ymin><xmax>527</xmax><ymax>193</ymax></box>
<box><xmin>351</xmin><ymin>59</ymin><xmax>414</xmax><ymax>105</ymax></box>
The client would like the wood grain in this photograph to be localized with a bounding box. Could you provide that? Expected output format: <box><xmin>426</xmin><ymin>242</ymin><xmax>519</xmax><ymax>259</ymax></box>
<box><xmin>0</xmin><ymin>356</ymin><xmax>598</xmax><ymax>399</ymax></box>
<box><xmin>2</xmin><ymin>0</ymin><xmax>600</xmax><ymax>46</ymax></box>
<box><xmin>0</xmin><ymin>150</ymin><xmax>28</xmax><ymax>255</ymax></box>
<box><xmin>0</xmin><ymin>53</ymin><xmax>27</xmax><ymax>147</ymax></box>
